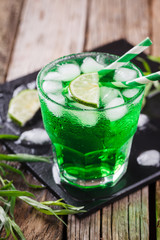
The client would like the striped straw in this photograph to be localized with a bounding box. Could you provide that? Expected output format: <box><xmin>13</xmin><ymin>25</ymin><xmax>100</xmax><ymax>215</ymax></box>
<box><xmin>98</xmin><ymin>37</ymin><xmax>152</xmax><ymax>79</ymax></box>
<box><xmin>108</xmin><ymin>71</ymin><xmax>160</xmax><ymax>88</ymax></box>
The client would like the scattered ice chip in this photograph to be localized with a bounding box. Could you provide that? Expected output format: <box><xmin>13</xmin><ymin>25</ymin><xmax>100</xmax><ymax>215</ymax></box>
<box><xmin>58</xmin><ymin>63</ymin><xmax>80</xmax><ymax>81</ymax></box>
<box><xmin>81</xmin><ymin>57</ymin><xmax>104</xmax><ymax>73</ymax></box>
<box><xmin>122</xmin><ymin>88</ymin><xmax>139</xmax><ymax>98</ymax></box>
<box><xmin>43</xmin><ymin>81</ymin><xmax>62</xmax><ymax>94</ymax></box>
<box><xmin>100</xmin><ymin>87</ymin><xmax>120</xmax><ymax>105</ymax></box>
<box><xmin>137</xmin><ymin>150</ymin><xmax>160</xmax><ymax>167</ymax></box>
<box><xmin>44</xmin><ymin>72</ymin><xmax>61</xmax><ymax>81</ymax></box>
<box><xmin>114</xmin><ymin>67</ymin><xmax>138</xmax><ymax>82</ymax></box>
<box><xmin>106</xmin><ymin>97</ymin><xmax>127</xmax><ymax>121</ymax></box>
<box><xmin>17</xmin><ymin>128</ymin><xmax>50</xmax><ymax>145</ymax></box>
<box><xmin>138</xmin><ymin>114</ymin><xmax>149</xmax><ymax>129</ymax></box>
<box><xmin>48</xmin><ymin>93</ymin><xmax>65</xmax><ymax>105</ymax></box>
<box><xmin>13</xmin><ymin>85</ymin><xmax>26</xmax><ymax>97</ymax></box>
<box><xmin>27</xmin><ymin>81</ymin><xmax>36</xmax><ymax>89</ymax></box>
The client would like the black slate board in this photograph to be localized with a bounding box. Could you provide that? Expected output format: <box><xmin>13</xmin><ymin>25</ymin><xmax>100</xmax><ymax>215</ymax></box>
<box><xmin>0</xmin><ymin>39</ymin><xmax>160</xmax><ymax>217</ymax></box>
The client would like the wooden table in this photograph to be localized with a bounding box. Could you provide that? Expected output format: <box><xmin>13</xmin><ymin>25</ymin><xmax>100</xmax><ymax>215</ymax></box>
<box><xmin>0</xmin><ymin>0</ymin><xmax>160</xmax><ymax>239</ymax></box>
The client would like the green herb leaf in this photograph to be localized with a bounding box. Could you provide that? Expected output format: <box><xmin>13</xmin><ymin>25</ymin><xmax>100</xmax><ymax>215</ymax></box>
<box><xmin>136</xmin><ymin>57</ymin><xmax>152</xmax><ymax>74</ymax></box>
<box><xmin>0</xmin><ymin>134</ymin><xmax>19</xmax><ymax>141</ymax></box>
<box><xmin>8</xmin><ymin>218</ymin><xmax>26</xmax><ymax>240</ymax></box>
<box><xmin>0</xmin><ymin>162</ymin><xmax>45</xmax><ymax>189</ymax></box>
<box><xmin>0</xmin><ymin>190</ymin><xmax>35</xmax><ymax>198</ymax></box>
<box><xmin>0</xmin><ymin>206</ymin><xmax>11</xmax><ymax>239</ymax></box>
<box><xmin>148</xmin><ymin>55</ymin><xmax>160</xmax><ymax>63</ymax></box>
<box><xmin>0</xmin><ymin>153</ymin><xmax>51</xmax><ymax>163</ymax></box>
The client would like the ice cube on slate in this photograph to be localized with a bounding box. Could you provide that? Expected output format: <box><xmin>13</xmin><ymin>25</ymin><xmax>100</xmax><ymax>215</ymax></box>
<box><xmin>81</xmin><ymin>57</ymin><xmax>104</xmax><ymax>73</ymax></box>
<box><xmin>43</xmin><ymin>81</ymin><xmax>62</xmax><ymax>94</ymax></box>
<box><xmin>122</xmin><ymin>88</ymin><xmax>139</xmax><ymax>98</ymax></box>
<box><xmin>100</xmin><ymin>87</ymin><xmax>120</xmax><ymax>106</ymax></box>
<box><xmin>138</xmin><ymin>114</ymin><xmax>149</xmax><ymax>129</ymax></box>
<box><xmin>18</xmin><ymin>128</ymin><xmax>50</xmax><ymax>145</ymax></box>
<box><xmin>106</xmin><ymin>97</ymin><xmax>127</xmax><ymax>121</ymax></box>
<box><xmin>58</xmin><ymin>63</ymin><xmax>80</xmax><ymax>81</ymax></box>
<box><xmin>137</xmin><ymin>150</ymin><xmax>160</xmax><ymax>167</ymax></box>
<box><xmin>114</xmin><ymin>67</ymin><xmax>137</xmax><ymax>82</ymax></box>
<box><xmin>44</xmin><ymin>72</ymin><xmax>61</xmax><ymax>81</ymax></box>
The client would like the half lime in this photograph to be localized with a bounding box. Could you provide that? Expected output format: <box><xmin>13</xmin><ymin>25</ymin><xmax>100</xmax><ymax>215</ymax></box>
<box><xmin>69</xmin><ymin>73</ymin><xmax>99</xmax><ymax>108</ymax></box>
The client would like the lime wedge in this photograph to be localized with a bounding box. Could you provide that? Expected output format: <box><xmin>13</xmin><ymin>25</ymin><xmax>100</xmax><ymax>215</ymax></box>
<box><xmin>8</xmin><ymin>89</ymin><xmax>40</xmax><ymax>127</ymax></box>
<box><xmin>69</xmin><ymin>73</ymin><xmax>99</xmax><ymax>108</ymax></box>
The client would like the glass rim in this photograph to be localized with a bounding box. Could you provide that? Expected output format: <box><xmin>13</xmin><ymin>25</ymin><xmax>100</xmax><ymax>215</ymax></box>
<box><xmin>36</xmin><ymin>52</ymin><xmax>145</xmax><ymax>112</ymax></box>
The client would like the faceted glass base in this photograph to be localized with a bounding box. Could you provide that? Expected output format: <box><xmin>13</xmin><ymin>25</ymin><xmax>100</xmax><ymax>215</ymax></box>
<box><xmin>52</xmin><ymin>160</ymin><xmax>128</xmax><ymax>189</ymax></box>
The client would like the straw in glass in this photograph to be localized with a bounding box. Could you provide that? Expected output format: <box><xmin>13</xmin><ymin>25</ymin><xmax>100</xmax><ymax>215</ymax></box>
<box><xmin>98</xmin><ymin>37</ymin><xmax>152</xmax><ymax>79</ymax></box>
<box><xmin>108</xmin><ymin>71</ymin><xmax>160</xmax><ymax>88</ymax></box>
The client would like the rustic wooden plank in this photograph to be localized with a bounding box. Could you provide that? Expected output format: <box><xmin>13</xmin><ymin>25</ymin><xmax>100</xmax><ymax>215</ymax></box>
<box><xmin>67</xmin><ymin>212</ymin><xmax>100</xmax><ymax>240</ymax></box>
<box><xmin>128</xmin><ymin>190</ymin><xmax>141</xmax><ymax>240</ymax></box>
<box><xmin>102</xmin><ymin>205</ymin><xmax>112</xmax><ymax>240</ymax></box>
<box><xmin>125</xmin><ymin>0</ymin><xmax>150</xmax><ymax>54</ymax></box>
<box><xmin>85</xmin><ymin>0</ymin><xmax>125</xmax><ymax>51</ymax></box>
<box><xmin>0</xmin><ymin>0</ymin><xmax>23</xmax><ymax>83</ymax></box>
<box><xmin>141</xmin><ymin>187</ymin><xmax>149</xmax><ymax>240</ymax></box>
<box><xmin>151</xmin><ymin>0</ymin><xmax>160</xmax><ymax>56</ymax></box>
<box><xmin>156</xmin><ymin>181</ymin><xmax>160</xmax><ymax>239</ymax></box>
<box><xmin>112</xmin><ymin>197</ymin><xmax>129</xmax><ymax>240</ymax></box>
<box><xmin>7</xmin><ymin>0</ymin><xmax>87</xmax><ymax>81</ymax></box>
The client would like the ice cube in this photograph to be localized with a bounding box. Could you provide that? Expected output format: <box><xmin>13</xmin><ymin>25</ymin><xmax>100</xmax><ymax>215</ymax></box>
<box><xmin>138</xmin><ymin>114</ymin><xmax>149</xmax><ymax>129</ymax></box>
<box><xmin>48</xmin><ymin>93</ymin><xmax>65</xmax><ymax>105</ymax></box>
<box><xmin>69</xmin><ymin>102</ymin><xmax>97</xmax><ymax>126</ymax></box>
<box><xmin>100</xmin><ymin>87</ymin><xmax>120</xmax><ymax>105</ymax></box>
<box><xmin>43</xmin><ymin>81</ymin><xmax>62</xmax><ymax>94</ymax></box>
<box><xmin>18</xmin><ymin>128</ymin><xmax>50</xmax><ymax>145</ymax></box>
<box><xmin>46</xmin><ymin>99</ymin><xmax>63</xmax><ymax>117</ymax></box>
<box><xmin>137</xmin><ymin>150</ymin><xmax>160</xmax><ymax>167</ymax></box>
<box><xmin>58</xmin><ymin>63</ymin><xmax>80</xmax><ymax>81</ymax></box>
<box><xmin>122</xmin><ymin>88</ymin><xmax>139</xmax><ymax>98</ymax></box>
<box><xmin>71</xmin><ymin>110</ymin><xmax>98</xmax><ymax>126</ymax></box>
<box><xmin>96</xmin><ymin>55</ymin><xmax>108</xmax><ymax>66</ymax></box>
<box><xmin>114</xmin><ymin>67</ymin><xmax>138</xmax><ymax>82</ymax></box>
<box><xmin>81</xmin><ymin>57</ymin><xmax>104</xmax><ymax>73</ymax></box>
<box><xmin>106</xmin><ymin>97</ymin><xmax>127</xmax><ymax>121</ymax></box>
<box><xmin>39</xmin><ymin>90</ymin><xmax>63</xmax><ymax>117</ymax></box>
<box><xmin>44</xmin><ymin>72</ymin><xmax>61</xmax><ymax>81</ymax></box>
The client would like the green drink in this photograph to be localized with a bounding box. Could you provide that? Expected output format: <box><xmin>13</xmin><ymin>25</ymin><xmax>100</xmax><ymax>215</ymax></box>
<box><xmin>37</xmin><ymin>52</ymin><xmax>144</xmax><ymax>188</ymax></box>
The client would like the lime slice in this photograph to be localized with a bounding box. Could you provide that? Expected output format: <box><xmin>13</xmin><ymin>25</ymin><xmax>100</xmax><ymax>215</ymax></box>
<box><xmin>8</xmin><ymin>89</ymin><xmax>40</xmax><ymax>127</ymax></box>
<box><xmin>69</xmin><ymin>73</ymin><xmax>99</xmax><ymax>108</ymax></box>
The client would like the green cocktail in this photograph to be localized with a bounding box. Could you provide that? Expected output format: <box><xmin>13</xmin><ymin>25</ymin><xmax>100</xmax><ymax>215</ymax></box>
<box><xmin>37</xmin><ymin>52</ymin><xmax>144</xmax><ymax>188</ymax></box>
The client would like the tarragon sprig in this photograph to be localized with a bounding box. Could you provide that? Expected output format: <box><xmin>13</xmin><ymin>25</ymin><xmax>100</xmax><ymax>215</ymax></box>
<box><xmin>0</xmin><ymin>152</ymin><xmax>85</xmax><ymax>239</ymax></box>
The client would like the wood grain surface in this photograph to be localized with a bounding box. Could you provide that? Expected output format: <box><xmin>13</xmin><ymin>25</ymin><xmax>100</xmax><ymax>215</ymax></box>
<box><xmin>0</xmin><ymin>0</ymin><xmax>159</xmax><ymax>239</ymax></box>
<box><xmin>0</xmin><ymin>0</ymin><xmax>23</xmax><ymax>83</ymax></box>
